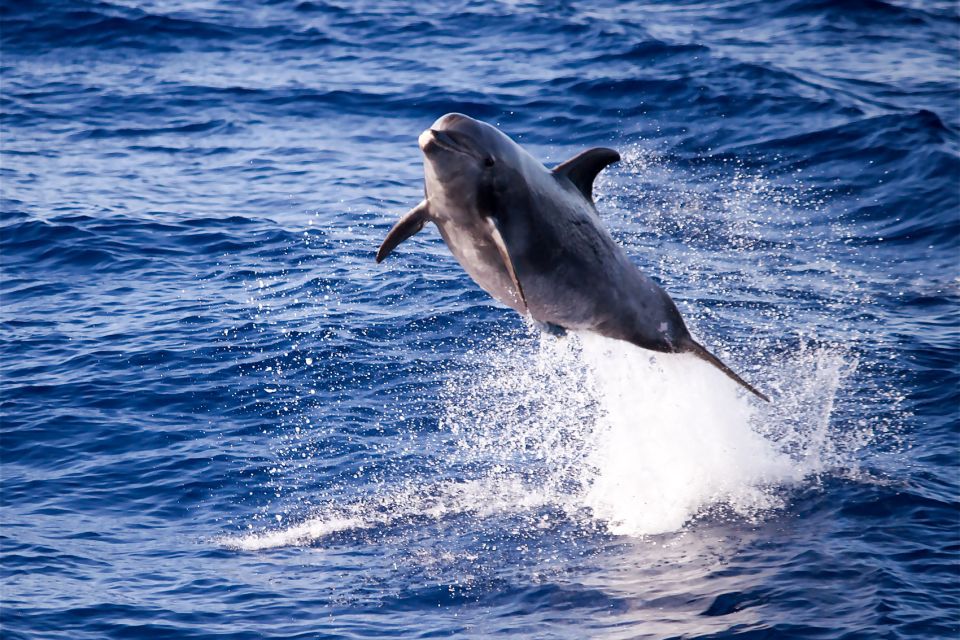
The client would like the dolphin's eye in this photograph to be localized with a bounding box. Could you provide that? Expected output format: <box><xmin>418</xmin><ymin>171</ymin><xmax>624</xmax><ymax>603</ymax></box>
<box><xmin>484</xmin><ymin>157</ymin><xmax>496</xmax><ymax>168</ymax></box>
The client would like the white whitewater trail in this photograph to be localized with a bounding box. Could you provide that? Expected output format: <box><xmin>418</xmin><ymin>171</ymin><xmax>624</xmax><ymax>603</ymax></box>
<box><xmin>578</xmin><ymin>332</ymin><xmax>807</xmax><ymax>535</ymax></box>
<box><xmin>224</xmin><ymin>329</ymin><xmax>855</xmax><ymax>550</ymax></box>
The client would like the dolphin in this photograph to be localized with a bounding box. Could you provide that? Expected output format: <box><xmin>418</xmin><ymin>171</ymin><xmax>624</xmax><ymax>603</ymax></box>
<box><xmin>376</xmin><ymin>113</ymin><xmax>769</xmax><ymax>402</ymax></box>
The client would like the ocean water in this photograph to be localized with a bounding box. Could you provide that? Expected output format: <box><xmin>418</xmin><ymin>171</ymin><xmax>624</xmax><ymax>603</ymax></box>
<box><xmin>2</xmin><ymin>0</ymin><xmax>958</xmax><ymax>637</ymax></box>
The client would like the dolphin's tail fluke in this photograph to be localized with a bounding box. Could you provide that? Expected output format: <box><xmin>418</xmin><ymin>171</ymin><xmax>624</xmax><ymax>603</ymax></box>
<box><xmin>681</xmin><ymin>339</ymin><xmax>770</xmax><ymax>403</ymax></box>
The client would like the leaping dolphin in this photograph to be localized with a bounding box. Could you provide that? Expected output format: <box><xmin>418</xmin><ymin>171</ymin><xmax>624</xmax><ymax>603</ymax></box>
<box><xmin>376</xmin><ymin>113</ymin><xmax>769</xmax><ymax>402</ymax></box>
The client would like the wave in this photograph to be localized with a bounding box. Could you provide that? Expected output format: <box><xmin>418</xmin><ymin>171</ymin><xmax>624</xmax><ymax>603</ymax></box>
<box><xmin>775</xmin><ymin>0</ymin><xmax>954</xmax><ymax>24</ymax></box>
<box><xmin>0</xmin><ymin>212</ymin><xmax>299</xmax><ymax>278</ymax></box>
<box><xmin>1</xmin><ymin>1</ymin><xmax>345</xmax><ymax>53</ymax></box>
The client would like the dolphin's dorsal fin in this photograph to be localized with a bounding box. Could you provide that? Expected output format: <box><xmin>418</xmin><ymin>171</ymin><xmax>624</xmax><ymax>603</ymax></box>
<box><xmin>376</xmin><ymin>200</ymin><xmax>429</xmax><ymax>263</ymax></box>
<box><xmin>553</xmin><ymin>147</ymin><xmax>620</xmax><ymax>202</ymax></box>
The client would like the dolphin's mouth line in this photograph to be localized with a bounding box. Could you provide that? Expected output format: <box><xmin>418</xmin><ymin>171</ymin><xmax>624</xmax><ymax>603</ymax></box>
<box><xmin>421</xmin><ymin>129</ymin><xmax>480</xmax><ymax>158</ymax></box>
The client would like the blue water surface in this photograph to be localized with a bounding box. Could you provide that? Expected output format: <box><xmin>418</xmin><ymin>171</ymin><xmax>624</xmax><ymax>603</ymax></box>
<box><xmin>2</xmin><ymin>1</ymin><xmax>958</xmax><ymax>638</ymax></box>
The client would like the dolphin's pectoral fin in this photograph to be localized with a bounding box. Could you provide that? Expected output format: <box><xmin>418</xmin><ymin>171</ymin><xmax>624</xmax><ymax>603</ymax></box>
<box><xmin>485</xmin><ymin>216</ymin><xmax>528</xmax><ymax>312</ymax></box>
<box><xmin>552</xmin><ymin>147</ymin><xmax>621</xmax><ymax>202</ymax></box>
<box><xmin>376</xmin><ymin>200</ymin><xmax>430</xmax><ymax>263</ymax></box>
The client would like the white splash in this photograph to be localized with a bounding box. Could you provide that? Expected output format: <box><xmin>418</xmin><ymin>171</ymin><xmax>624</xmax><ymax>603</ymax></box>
<box><xmin>440</xmin><ymin>329</ymin><xmax>855</xmax><ymax>538</ymax></box>
<box><xmin>577</xmin><ymin>332</ymin><xmax>798</xmax><ymax>535</ymax></box>
<box><xmin>225</xmin><ymin>328</ymin><xmax>856</xmax><ymax>550</ymax></box>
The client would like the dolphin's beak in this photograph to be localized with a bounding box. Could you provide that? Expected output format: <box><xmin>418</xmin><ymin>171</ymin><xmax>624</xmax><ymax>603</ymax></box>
<box><xmin>417</xmin><ymin>128</ymin><xmax>435</xmax><ymax>151</ymax></box>
<box><xmin>419</xmin><ymin>128</ymin><xmax>474</xmax><ymax>156</ymax></box>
